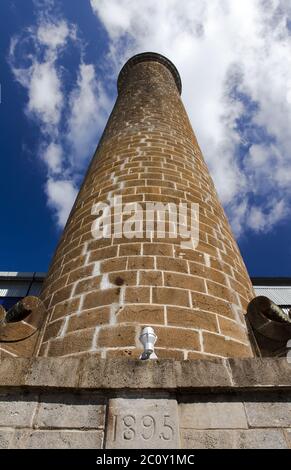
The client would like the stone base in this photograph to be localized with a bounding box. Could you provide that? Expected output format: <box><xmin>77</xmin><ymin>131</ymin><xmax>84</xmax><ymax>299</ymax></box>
<box><xmin>0</xmin><ymin>358</ymin><xmax>290</xmax><ymax>449</ymax></box>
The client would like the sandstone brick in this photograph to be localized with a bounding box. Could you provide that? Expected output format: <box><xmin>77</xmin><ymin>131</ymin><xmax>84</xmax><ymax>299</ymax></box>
<box><xmin>244</xmin><ymin>400</ymin><xmax>291</xmax><ymax>428</ymax></box>
<box><xmin>167</xmin><ymin>306</ymin><xmax>218</xmax><ymax>332</ymax></box>
<box><xmin>164</xmin><ymin>272</ymin><xmax>205</xmax><ymax>292</ymax></box>
<box><xmin>237</xmin><ymin>294</ymin><xmax>250</xmax><ymax>311</ymax></box>
<box><xmin>67</xmin><ymin>307</ymin><xmax>111</xmax><ymax>333</ymax></box>
<box><xmin>101</xmin><ymin>258</ymin><xmax>127</xmax><ymax>273</ymax></box>
<box><xmin>89</xmin><ymin>246</ymin><xmax>118</xmax><ymax>262</ymax></box>
<box><xmin>179</xmin><ymin>400</ymin><xmax>247</xmax><ymax>429</ymax></box>
<box><xmin>35</xmin><ymin>394</ymin><xmax>105</xmax><ymax>429</ymax></box>
<box><xmin>197</xmin><ymin>241</ymin><xmax>218</xmax><ymax>257</ymax></box>
<box><xmin>119</xmin><ymin>243</ymin><xmax>142</xmax><ymax>256</ymax></box>
<box><xmin>48</xmin><ymin>274</ymin><xmax>69</xmax><ymax>295</ymax></box>
<box><xmin>38</xmin><ymin>343</ymin><xmax>48</xmax><ymax>357</ymax></box>
<box><xmin>52</xmin><ymin>297</ymin><xmax>80</xmax><ymax>320</ymax></box>
<box><xmin>152</xmin><ymin>287</ymin><xmax>190</xmax><ymax>307</ymax></box>
<box><xmin>181</xmin><ymin>429</ymin><xmax>287</xmax><ymax>449</ymax></box>
<box><xmin>0</xmin><ymin>430</ymin><xmax>13</xmax><ymax>449</ymax></box>
<box><xmin>157</xmin><ymin>256</ymin><xmax>188</xmax><ymax>273</ymax></box>
<box><xmin>203</xmin><ymin>332</ymin><xmax>252</xmax><ymax>358</ymax></box>
<box><xmin>75</xmin><ymin>275</ymin><xmax>101</xmax><ymax>295</ymax></box>
<box><xmin>189</xmin><ymin>261</ymin><xmax>226</xmax><ymax>285</ymax></box>
<box><xmin>61</xmin><ymin>255</ymin><xmax>86</xmax><ymax>275</ymax></box>
<box><xmin>62</xmin><ymin>246</ymin><xmax>84</xmax><ymax>264</ymax></box>
<box><xmin>67</xmin><ymin>265</ymin><xmax>94</xmax><ymax>284</ymax></box>
<box><xmin>155</xmin><ymin>348</ymin><xmax>185</xmax><ymax>360</ymax></box>
<box><xmin>218</xmin><ymin>317</ymin><xmax>249</xmax><ymax>344</ymax></box>
<box><xmin>155</xmin><ymin>326</ymin><xmax>200</xmax><ymax>350</ymax></box>
<box><xmin>210</xmin><ymin>257</ymin><xmax>233</xmax><ymax>276</ymax></box>
<box><xmin>117</xmin><ymin>305</ymin><xmax>164</xmax><ymax>324</ymax></box>
<box><xmin>143</xmin><ymin>243</ymin><xmax>173</xmax><ymax>257</ymax></box>
<box><xmin>191</xmin><ymin>292</ymin><xmax>235</xmax><ymax>319</ymax></box>
<box><xmin>174</xmin><ymin>246</ymin><xmax>204</xmax><ymax>264</ymax></box>
<box><xmin>105</xmin><ymin>348</ymin><xmax>142</xmax><ymax>359</ymax></box>
<box><xmin>0</xmin><ymin>395</ymin><xmax>38</xmax><ymax>428</ymax></box>
<box><xmin>127</xmin><ymin>256</ymin><xmax>154</xmax><ymax>270</ymax></box>
<box><xmin>43</xmin><ymin>319</ymin><xmax>64</xmax><ymax>343</ymax></box>
<box><xmin>51</xmin><ymin>285</ymin><xmax>74</xmax><ymax>307</ymax></box>
<box><xmin>83</xmin><ymin>288</ymin><xmax>121</xmax><ymax>309</ymax></box>
<box><xmin>22</xmin><ymin>430</ymin><xmax>103</xmax><ymax>449</ymax></box>
<box><xmin>206</xmin><ymin>280</ymin><xmax>236</xmax><ymax>302</ymax></box>
<box><xmin>229</xmin><ymin>277</ymin><xmax>252</xmax><ymax>299</ymax></box>
<box><xmin>124</xmin><ymin>287</ymin><xmax>150</xmax><ymax>303</ymax></box>
<box><xmin>87</xmin><ymin>237</ymin><xmax>113</xmax><ymax>252</ymax></box>
<box><xmin>187</xmin><ymin>351</ymin><xmax>218</xmax><ymax>360</ymax></box>
<box><xmin>139</xmin><ymin>270</ymin><xmax>163</xmax><ymax>286</ymax></box>
<box><xmin>97</xmin><ymin>325</ymin><xmax>137</xmax><ymax>348</ymax></box>
<box><xmin>47</xmin><ymin>329</ymin><xmax>95</xmax><ymax>356</ymax></box>
<box><xmin>109</xmin><ymin>271</ymin><xmax>137</xmax><ymax>286</ymax></box>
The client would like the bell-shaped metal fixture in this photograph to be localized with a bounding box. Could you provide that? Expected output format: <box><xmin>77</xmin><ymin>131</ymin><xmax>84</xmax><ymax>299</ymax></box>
<box><xmin>139</xmin><ymin>326</ymin><xmax>158</xmax><ymax>360</ymax></box>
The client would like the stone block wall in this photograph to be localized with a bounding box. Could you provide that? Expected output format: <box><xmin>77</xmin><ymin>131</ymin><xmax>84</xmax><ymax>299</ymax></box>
<box><xmin>0</xmin><ymin>358</ymin><xmax>290</xmax><ymax>449</ymax></box>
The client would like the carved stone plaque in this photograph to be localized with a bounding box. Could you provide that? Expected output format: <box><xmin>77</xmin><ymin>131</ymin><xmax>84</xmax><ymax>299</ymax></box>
<box><xmin>105</xmin><ymin>398</ymin><xmax>180</xmax><ymax>449</ymax></box>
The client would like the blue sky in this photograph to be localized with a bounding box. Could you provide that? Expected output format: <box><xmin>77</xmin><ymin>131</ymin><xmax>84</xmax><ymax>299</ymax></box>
<box><xmin>0</xmin><ymin>0</ymin><xmax>291</xmax><ymax>276</ymax></box>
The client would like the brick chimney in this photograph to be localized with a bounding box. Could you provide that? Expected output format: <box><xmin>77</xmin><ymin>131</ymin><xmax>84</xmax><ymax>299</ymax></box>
<box><xmin>37</xmin><ymin>52</ymin><xmax>255</xmax><ymax>359</ymax></box>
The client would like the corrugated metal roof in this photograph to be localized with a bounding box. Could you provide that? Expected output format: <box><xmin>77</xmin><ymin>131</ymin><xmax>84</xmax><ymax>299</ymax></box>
<box><xmin>254</xmin><ymin>286</ymin><xmax>291</xmax><ymax>306</ymax></box>
<box><xmin>0</xmin><ymin>272</ymin><xmax>46</xmax><ymax>280</ymax></box>
<box><xmin>0</xmin><ymin>281</ymin><xmax>31</xmax><ymax>297</ymax></box>
<box><xmin>28</xmin><ymin>282</ymin><xmax>43</xmax><ymax>296</ymax></box>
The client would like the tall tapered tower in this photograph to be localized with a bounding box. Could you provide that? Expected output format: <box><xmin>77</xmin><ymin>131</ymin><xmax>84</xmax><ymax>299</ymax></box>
<box><xmin>37</xmin><ymin>52</ymin><xmax>255</xmax><ymax>359</ymax></box>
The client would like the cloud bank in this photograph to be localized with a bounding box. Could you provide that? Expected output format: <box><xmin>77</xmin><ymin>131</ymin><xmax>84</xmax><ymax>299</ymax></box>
<box><xmin>90</xmin><ymin>0</ymin><xmax>291</xmax><ymax>235</ymax></box>
<box><xmin>9</xmin><ymin>4</ymin><xmax>110</xmax><ymax>226</ymax></box>
<box><xmin>9</xmin><ymin>0</ymin><xmax>291</xmax><ymax>238</ymax></box>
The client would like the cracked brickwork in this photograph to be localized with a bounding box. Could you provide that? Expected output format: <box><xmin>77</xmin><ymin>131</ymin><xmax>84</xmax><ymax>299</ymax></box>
<box><xmin>36</xmin><ymin>53</ymin><xmax>255</xmax><ymax>359</ymax></box>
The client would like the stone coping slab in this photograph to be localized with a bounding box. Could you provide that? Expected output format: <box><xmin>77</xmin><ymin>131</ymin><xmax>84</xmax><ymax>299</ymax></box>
<box><xmin>0</xmin><ymin>357</ymin><xmax>290</xmax><ymax>391</ymax></box>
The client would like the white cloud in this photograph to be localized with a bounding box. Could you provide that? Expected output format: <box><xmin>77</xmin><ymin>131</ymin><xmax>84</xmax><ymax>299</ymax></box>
<box><xmin>28</xmin><ymin>61</ymin><xmax>63</xmax><ymax>128</ymax></box>
<box><xmin>67</xmin><ymin>63</ymin><xmax>111</xmax><ymax>167</ymax></box>
<box><xmin>9</xmin><ymin>18</ymin><xmax>74</xmax><ymax>223</ymax></box>
<box><xmin>9</xmin><ymin>0</ymin><xmax>291</xmax><ymax>237</ymax></box>
<box><xmin>9</xmin><ymin>7</ymin><xmax>110</xmax><ymax>227</ymax></box>
<box><xmin>37</xmin><ymin>20</ymin><xmax>75</xmax><ymax>49</ymax></box>
<box><xmin>46</xmin><ymin>178</ymin><xmax>78</xmax><ymax>227</ymax></box>
<box><xmin>90</xmin><ymin>0</ymin><xmax>291</xmax><ymax>235</ymax></box>
<box><xmin>248</xmin><ymin>199</ymin><xmax>288</xmax><ymax>232</ymax></box>
<box><xmin>41</xmin><ymin>142</ymin><xmax>63</xmax><ymax>174</ymax></box>
<box><xmin>9</xmin><ymin>18</ymin><xmax>76</xmax><ymax>132</ymax></box>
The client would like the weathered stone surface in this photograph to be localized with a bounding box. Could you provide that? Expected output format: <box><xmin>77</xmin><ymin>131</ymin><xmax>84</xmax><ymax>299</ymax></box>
<box><xmin>35</xmin><ymin>394</ymin><xmax>105</xmax><ymax>429</ymax></box>
<box><xmin>285</xmin><ymin>429</ymin><xmax>291</xmax><ymax>448</ymax></box>
<box><xmin>181</xmin><ymin>429</ymin><xmax>288</xmax><ymax>449</ymax></box>
<box><xmin>0</xmin><ymin>358</ymin><xmax>291</xmax><ymax>391</ymax></box>
<box><xmin>179</xmin><ymin>399</ymin><xmax>247</xmax><ymax>429</ymax></box>
<box><xmin>25</xmin><ymin>357</ymin><xmax>80</xmax><ymax>388</ymax></box>
<box><xmin>175</xmin><ymin>359</ymin><xmax>231</xmax><ymax>389</ymax></box>
<box><xmin>244</xmin><ymin>395</ymin><xmax>291</xmax><ymax>427</ymax></box>
<box><xmin>0</xmin><ymin>393</ymin><xmax>38</xmax><ymax>427</ymax></box>
<box><xmin>80</xmin><ymin>358</ymin><xmax>177</xmax><ymax>389</ymax></box>
<box><xmin>105</xmin><ymin>397</ymin><xmax>180</xmax><ymax>449</ymax></box>
<box><xmin>0</xmin><ymin>429</ymin><xmax>14</xmax><ymax>449</ymax></box>
<box><xmin>0</xmin><ymin>358</ymin><xmax>30</xmax><ymax>386</ymax></box>
<box><xmin>15</xmin><ymin>430</ymin><xmax>103</xmax><ymax>449</ymax></box>
<box><xmin>229</xmin><ymin>358</ymin><xmax>291</xmax><ymax>388</ymax></box>
<box><xmin>0</xmin><ymin>364</ymin><xmax>290</xmax><ymax>449</ymax></box>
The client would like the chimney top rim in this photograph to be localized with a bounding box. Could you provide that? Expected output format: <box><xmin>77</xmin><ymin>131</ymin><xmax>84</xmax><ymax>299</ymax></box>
<box><xmin>117</xmin><ymin>52</ymin><xmax>182</xmax><ymax>95</ymax></box>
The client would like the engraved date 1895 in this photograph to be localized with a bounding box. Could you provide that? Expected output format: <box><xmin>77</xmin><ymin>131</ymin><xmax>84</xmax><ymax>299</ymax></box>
<box><xmin>112</xmin><ymin>414</ymin><xmax>175</xmax><ymax>442</ymax></box>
